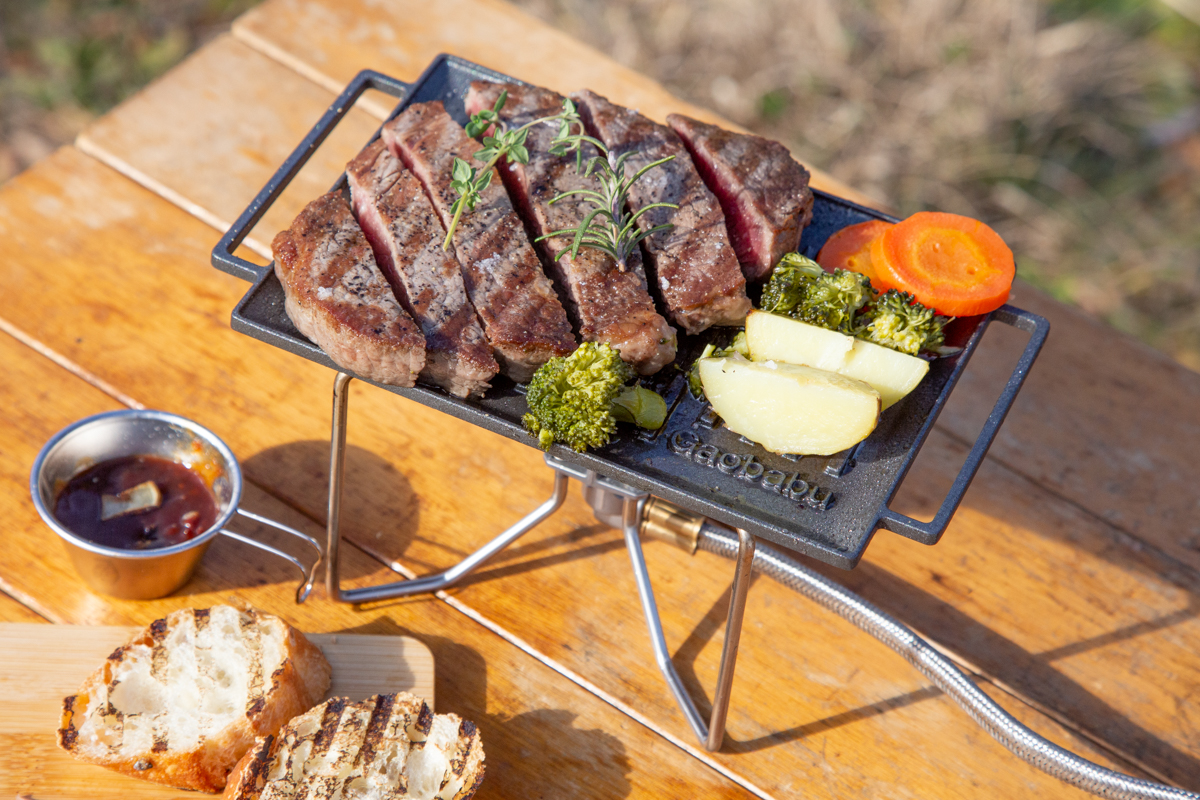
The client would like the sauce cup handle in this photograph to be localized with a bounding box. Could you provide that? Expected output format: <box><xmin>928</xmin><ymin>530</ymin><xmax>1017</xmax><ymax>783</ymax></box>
<box><xmin>219</xmin><ymin>508</ymin><xmax>324</xmax><ymax>603</ymax></box>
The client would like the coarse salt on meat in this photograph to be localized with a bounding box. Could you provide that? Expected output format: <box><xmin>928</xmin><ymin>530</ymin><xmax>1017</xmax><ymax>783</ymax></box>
<box><xmin>347</xmin><ymin>139</ymin><xmax>499</xmax><ymax>398</ymax></box>
<box><xmin>465</xmin><ymin>81</ymin><xmax>677</xmax><ymax>375</ymax></box>
<box><xmin>668</xmin><ymin>113</ymin><xmax>814</xmax><ymax>282</ymax></box>
<box><xmin>381</xmin><ymin>100</ymin><xmax>575</xmax><ymax>382</ymax></box>
<box><xmin>271</xmin><ymin>190</ymin><xmax>426</xmax><ymax>388</ymax></box>
<box><xmin>572</xmin><ymin>89</ymin><xmax>751</xmax><ymax>335</ymax></box>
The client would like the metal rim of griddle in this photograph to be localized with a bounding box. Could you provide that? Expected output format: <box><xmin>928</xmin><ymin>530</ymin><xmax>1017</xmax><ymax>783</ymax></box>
<box><xmin>210</xmin><ymin>59</ymin><xmax>1050</xmax><ymax>751</ymax></box>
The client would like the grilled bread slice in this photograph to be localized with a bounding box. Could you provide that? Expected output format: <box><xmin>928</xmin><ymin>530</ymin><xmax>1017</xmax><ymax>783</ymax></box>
<box><xmin>223</xmin><ymin>693</ymin><xmax>485</xmax><ymax>800</ymax></box>
<box><xmin>58</xmin><ymin>606</ymin><xmax>332</xmax><ymax>792</ymax></box>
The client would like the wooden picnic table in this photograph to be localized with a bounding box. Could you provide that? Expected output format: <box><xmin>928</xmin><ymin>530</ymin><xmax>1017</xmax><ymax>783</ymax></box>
<box><xmin>1</xmin><ymin>1</ymin><xmax>1198</xmax><ymax>797</ymax></box>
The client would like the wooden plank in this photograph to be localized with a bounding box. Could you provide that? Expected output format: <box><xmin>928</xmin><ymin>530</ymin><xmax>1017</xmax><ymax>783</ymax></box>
<box><xmin>932</xmin><ymin>280</ymin><xmax>1200</xmax><ymax>574</ymax></box>
<box><xmin>0</xmin><ymin>325</ymin><xmax>756</xmax><ymax>799</ymax></box>
<box><xmin>0</xmin><ymin>149</ymin><xmax>1178</xmax><ymax>796</ymax></box>
<box><xmin>56</xmin><ymin>32</ymin><xmax>1200</xmax><ymax>790</ymax></box>
<box><xmin>76</xmin><ymin>34</ymin><xmax>382</xmax><ymax>262</ymax></box>
<box><xmin>0</xmin><ymin>592</ymin><xmax>46</xmax><ymax>624</ymax></box>
<box><xmin>228</xmin><ymin>0</ymin><xmax>875</xmax><ymax>205</ymax></box>
<box><xmin>0</xmin><ymin>623</ymin><xmax>435</xmax><ymax>735</ymax></box>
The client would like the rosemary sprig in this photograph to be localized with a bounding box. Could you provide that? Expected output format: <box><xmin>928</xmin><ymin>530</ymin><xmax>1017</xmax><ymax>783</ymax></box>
<box><xmin>536</xmin><ymin>135</ymin><xmax>677</xmax><ymax>272</ymax></box>
<box><xmin>443</xmin><ymin>92</ymin><xmax>587</xmax><ymax>250</ymax></box>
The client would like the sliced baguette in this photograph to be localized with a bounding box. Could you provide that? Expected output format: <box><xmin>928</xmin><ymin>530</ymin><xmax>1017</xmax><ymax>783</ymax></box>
<box><xmin>223</xmin><ymin>693</ymin><xmax>485</xmax><ymax>800</ymax></box>
<box><xmin>58</xmin><ymin>605</ymin><xmax>332</xmax><ymax>792</ymax></box>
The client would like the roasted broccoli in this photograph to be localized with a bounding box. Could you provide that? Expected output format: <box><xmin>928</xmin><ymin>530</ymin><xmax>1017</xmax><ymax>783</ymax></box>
<box><xmin>759</xmin><ymin>254</ymin><xmax>952</xmax><ymax>356</ymax></box>
<box><xmin>687</xmin><ymin>331</ymin><xmax>749</xmax><ymax>398</ymax></box>
<box><xmin>759</xmin><ymin>253</ymin><xmax>874</xmax><ymax>333</ymax></box>
<box><xmin>858</xmin><ymin>289</ymin><xmax>950</xmax><ymax>356</ymax></box>
<box><xmin>523</xmin><ymin>342</ymin><xmax>667</xmax><ymax>452</ymax></box>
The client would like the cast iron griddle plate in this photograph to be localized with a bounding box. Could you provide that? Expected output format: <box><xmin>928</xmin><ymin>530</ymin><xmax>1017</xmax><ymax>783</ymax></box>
<box><xmin>223</xmin><ymin>56</ymin><xmax>1040</xmax><ymax>569</ymax></box>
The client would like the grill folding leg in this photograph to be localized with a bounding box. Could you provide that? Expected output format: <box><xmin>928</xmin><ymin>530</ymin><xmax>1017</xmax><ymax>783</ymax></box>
<box><xmin>621</xmin><ymin>494</ymin><xmax>756</xmax><ymax>750</ymax></box>
<box><xmin>323</xmin><ymin>373</ymin><xmax>568</xmax><ymax>603</ymax></box>
<box><xmin>320</xmin><ymin>371</ymin><xmax>756</xmax><ymax>750</ymax></box>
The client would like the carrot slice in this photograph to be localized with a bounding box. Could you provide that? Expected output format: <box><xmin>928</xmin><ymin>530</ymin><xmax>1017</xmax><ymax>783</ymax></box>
<box><xmin>816</xmin><ymin>219</ymin><xmax>894</xmax><ymax>289</ymax></box>
<box><xmin>870</xmin><ymin>211</ymin><xmax>1014</xmax><ymax>317</ymax></box>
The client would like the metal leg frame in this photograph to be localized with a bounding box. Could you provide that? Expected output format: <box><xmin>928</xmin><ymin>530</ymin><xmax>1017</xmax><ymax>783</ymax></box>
<box><xmin>221</xmin><ymin>509</ymin><xmax>323</xmax><ymax>603</ymax></box>
<box><xmin>324</xmin><ymin>373</ymin><xmax>568</xmax><ymax>603</ymax></box>
<box><xmin>621</xmin><ymin>494</ymin><xmax>757</xmax><ymax>751</ymax></box>
<box><xmin>322</xmin><ymin>372</ymin><xmax>757</xmax><ymax>751</ymax></box>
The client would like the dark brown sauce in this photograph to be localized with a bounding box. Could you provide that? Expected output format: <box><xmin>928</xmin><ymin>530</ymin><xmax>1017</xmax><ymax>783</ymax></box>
<box><xmin>54</xmin><ymin>455</ymin><xmax>219</xmax><ymax>550</ymax></box>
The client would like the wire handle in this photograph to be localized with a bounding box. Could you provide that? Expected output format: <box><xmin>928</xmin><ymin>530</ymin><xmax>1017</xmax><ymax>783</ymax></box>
<box><xmin>878</xmin><ymin>305</ymin><xmax>1050</xmax><ymax>543</ymax></box>
<box><xmin>210</xmin><ymin>69</ymin><xmax>413</xmax><ymax>282</ymax></box>
<box><xmin>219</xmin><ymin>507</ymin><xmax>325</xmax><ymax>603</ymax></box>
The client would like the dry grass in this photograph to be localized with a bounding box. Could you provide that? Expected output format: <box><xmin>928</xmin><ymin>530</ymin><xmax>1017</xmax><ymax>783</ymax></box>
<box><xmin>0</xmin><ymin>0</ymin><xmax>257</xmax><ymax>182</ymax></box>
<box><xmin>1</xmin><ymin>0</ymin><xmax>1198</xmax><ymax>368</ymax></box>
<box><xmin>516</xmin><ymin>0</ymin><xmax>1200</xmax><ymax>369</ymax></box>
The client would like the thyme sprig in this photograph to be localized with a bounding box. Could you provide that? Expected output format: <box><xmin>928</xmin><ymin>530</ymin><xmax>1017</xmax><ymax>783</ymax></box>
<box><xmin>443</xmin><ymin>91</ymin><xmax>586</xmax><ymax>250</ymax></box>
<box><xmin>537</xmin><ymin>135</ymin><xmax>677</xmax><ymax>272</ymax></box>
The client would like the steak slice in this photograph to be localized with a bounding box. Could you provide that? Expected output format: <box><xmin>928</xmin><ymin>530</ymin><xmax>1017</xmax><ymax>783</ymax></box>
<box><xmin>381</xmin><ymin>100</ymin><xmax>575</xmax><ymax>382</ymax></box>
<box><xmin>667</xmin><ymin>113</ymin><xmax>814</xmax><ymax>282</ymax></box>
<box><xmin>271</xmin><ymin>190</ymin><xmax>425</xmax><ymax>387</ymax></box>
<box><xmin>572</xmin><ymin>89</ymin><xmax>751</xmax><ymax>335</ymax></box>
<box><xmin>465</xmin><ymin>81</ymin><xmax>677</xmax><ymax>375</ymax></box>
<box><xmin>347</xmin><ymin>139</ymin><xmax>499</xmax><ymax>398</ymax></box>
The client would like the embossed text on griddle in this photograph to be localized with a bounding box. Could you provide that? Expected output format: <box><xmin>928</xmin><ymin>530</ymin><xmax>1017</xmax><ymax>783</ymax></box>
<box><xmin>668</xmin><ymin>430</ymin><xmax>833</xmax><ymax>510</ymax></box>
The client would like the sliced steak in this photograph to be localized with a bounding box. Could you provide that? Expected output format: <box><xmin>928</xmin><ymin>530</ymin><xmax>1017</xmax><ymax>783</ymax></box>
<box><xmin>381</xmin><ymin>100</ymin><xmax>575</xmax><ymax>382</ymax></box>
<box><xmin>667</xmin><ymin>113</ymin><xmax>814</xmax><ymax>282</ymax></box>
<box><xmin>572</xmin><ymin>89</ymin><xmax>751</xmax><ymax>335</ymax></box>
<box><xmin>347</xmin><ymin>139</ymin><xmax>499</xmax><ymax>398</ymax></box>
<box><xmin>271</xmin><ymin>190</ymin><xmax>425</xmax><ymax>387</ymax></box>
<box><xmin>465</xmin><ymin>82</ymin><xmax>677</xmax><ymax>375</ymax></box>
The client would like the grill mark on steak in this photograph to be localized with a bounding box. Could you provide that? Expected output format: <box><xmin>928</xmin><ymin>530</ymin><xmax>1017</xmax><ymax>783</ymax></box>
<box><xmin>347</xmin><ymin>139</ymin><xmax>499</xmax><ymax>398</ymax></box>
<box><xmin>381</xmin><ymin>100</ymin><xmax>575</xmax><ymax>382</ymax></box>
<box><xmin>271</xmin><ymin>190</ymin><xmax>426</xmax><ymax>387</ymax></box>
<box><xmin>465</xmin><ymin>82</ymin><xmax>677</xmax><ymax>375</ymax></box>
<box><xmin>667</xmin><ymin>113</ymin><xmax>814</xmax><ymax>282</ymax></box>
<box><xmin>571</xmin><ymin>89</ymin><xmax>751</xmax><ymax>335</ymax></box>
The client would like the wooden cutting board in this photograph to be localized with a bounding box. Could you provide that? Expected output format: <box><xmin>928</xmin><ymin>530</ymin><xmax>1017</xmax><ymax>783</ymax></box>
<box><xmin>0</xmin><ymin>623</ymin><xmax>434</xmax><ymax>799</ymax></box>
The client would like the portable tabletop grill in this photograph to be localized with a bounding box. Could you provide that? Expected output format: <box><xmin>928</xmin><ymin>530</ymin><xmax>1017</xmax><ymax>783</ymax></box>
<box><xmin>212</xmin><ymin>56</ymin><xmax>1049</xmax><ymax>754</ymax></box>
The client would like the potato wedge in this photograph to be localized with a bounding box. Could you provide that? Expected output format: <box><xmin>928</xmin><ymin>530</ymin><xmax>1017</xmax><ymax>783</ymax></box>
<box><xmin>745</xmin><ymin>310</ymin><xmax>929</xmax><ymax>409</ymax></box>
<box><xmin>698</xmin><ymin>354</ymin><xmax>880</xmax><ymax>455</ymax></box>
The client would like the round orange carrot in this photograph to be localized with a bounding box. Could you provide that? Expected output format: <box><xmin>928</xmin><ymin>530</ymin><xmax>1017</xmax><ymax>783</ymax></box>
<box><xmin>870</xmin><ymin>211</ymin><xmax>1014</xmax><ymax>317</ymax></box>
<box><xmin>816</xmin><ymin>219</ymin><xmax>894</xmax><ymax>289</ymax></box>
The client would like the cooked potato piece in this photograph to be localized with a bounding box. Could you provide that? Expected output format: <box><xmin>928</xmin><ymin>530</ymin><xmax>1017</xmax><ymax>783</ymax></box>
<box><xmin>698</xmin><ymin>354</ymin><xmax>880</xmax><ymax>455</ymax></box>
<box><xmin>745</xmin><ymin>310</ymin><xmax>854</xmax><ymax>371</ymax></box>
<box><xmin>745</xmin><ymin>310</ymin><xmax>929</xmax><ymax>409</ymax></box>
<box><xmin>840</xmin><ymin>342</ymin><xmax>928</xmax><ymax>409</ymax></box>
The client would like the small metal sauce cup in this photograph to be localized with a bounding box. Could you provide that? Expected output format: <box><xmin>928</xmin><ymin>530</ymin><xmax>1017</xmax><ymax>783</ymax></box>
<box><xmin>30</xmin><ymin>409</ymin><xmax>320</xmax><ymax>602</ymax></box>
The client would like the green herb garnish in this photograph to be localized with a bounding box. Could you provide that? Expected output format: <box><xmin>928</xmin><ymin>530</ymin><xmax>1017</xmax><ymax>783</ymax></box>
<box><xmin>535</xmin><ymin>131</ymin><xmax>677</xmax><ymax>272</ymax></box>
<box><xmin>443</xmin><ymin>92</ymin><xmax>587</xmax><ymax>250</ymax></box>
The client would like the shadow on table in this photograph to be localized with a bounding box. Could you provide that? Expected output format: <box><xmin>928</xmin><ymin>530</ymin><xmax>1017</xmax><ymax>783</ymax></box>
<box><xmin>448</xmin><ymin>523</ymin><xmax>626</xmax><ymax>588</ymax></box>
<box><xmin>335</xmin><ymin>617</ymin><xmax>633</xmax><ymax>799</ymax></box>
<box><xmin>243</xmin><ymin>440</ymin><xmax>418</xmax><ymax>580</ymax></box>
<box><xmin>666</xmin><ymin>551</ymin><xmax>1200</xmax><ymax>789</ymax></box>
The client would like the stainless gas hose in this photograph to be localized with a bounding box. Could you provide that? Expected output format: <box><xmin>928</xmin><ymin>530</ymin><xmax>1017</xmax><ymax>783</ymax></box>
<box><xmin>641</xmin><ymin>499</ymin><xmax>1197</xmax><ymax>800</ymax></box>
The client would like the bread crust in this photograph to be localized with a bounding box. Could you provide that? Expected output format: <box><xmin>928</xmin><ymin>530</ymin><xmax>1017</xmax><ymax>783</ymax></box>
<box><xmin>57</xmin><ymin>606</ymin><xmax>332</xmax><ymax>792</ymax></box>
<box><xmin>222</xmin><ymin>692</ymin><xmax>485</xmax><ymax>800</ymax></box>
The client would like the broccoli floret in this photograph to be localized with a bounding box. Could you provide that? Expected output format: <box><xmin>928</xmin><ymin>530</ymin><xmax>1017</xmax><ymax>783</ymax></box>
<box><xmin>523</xmin><ymin>341</ymin><xmax>667</xmax><ymax>452</ymax></box>
<box><xmin>760</xmin><ymin>253</ymin><xmax>874</xmax><ymax>333</ymax></box>
<box><xmin>686</xmin><ymin>332</ymin><xmax>749</xmax><ymax>398</ymax></box>
<box><xmin>859</xmin><ymin>289</ymin><xmax>950</xmax><ymax>356</ymax></box>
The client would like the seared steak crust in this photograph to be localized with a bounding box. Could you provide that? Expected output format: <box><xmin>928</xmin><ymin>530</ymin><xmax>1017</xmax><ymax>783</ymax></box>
<box><xmin>381</xmin><ymin>100</ymin><xmax>575</xmax><ymax>382</ymax></box>
<box><xmin>272</xmin><ymin>190</ymin><xmax>425</xmax><ymax>387</ymax></box>
<box><xmin>668</xmin><ymin>113</ymin><xmax>814</xmax><ymax>282</ymax></box>
<box><xmin>465</xmin><ymin>82</ymin><xmax>677</xmax><ymax>375</ymax></box>
<box><xmin>572</xmin><ymin>89</ymin><xmax>751</xmax><ymax>335</ymax></box>
<box><xmin>347</xmin><ymin>140</ymin><xmax>499</xmax><ymax>398</ymax></box>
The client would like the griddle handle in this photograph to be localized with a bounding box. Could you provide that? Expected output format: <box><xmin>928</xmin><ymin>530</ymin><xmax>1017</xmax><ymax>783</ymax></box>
<box><xmin>878</xmin><ymin>305</ymin><xmax>1050</xmax><ymax>543</ymax></box>
<box><xmin>210</xmin><ymin>70</ymin><xmax>413</xmax><ymax>282</ymax></box>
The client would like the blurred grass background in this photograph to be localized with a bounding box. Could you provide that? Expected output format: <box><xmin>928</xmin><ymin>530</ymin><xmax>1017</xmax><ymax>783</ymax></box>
<box><xmin>2</xmin><ymin>0</ymin><xmax>1198</xmax><ymax>369</ymax></box>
